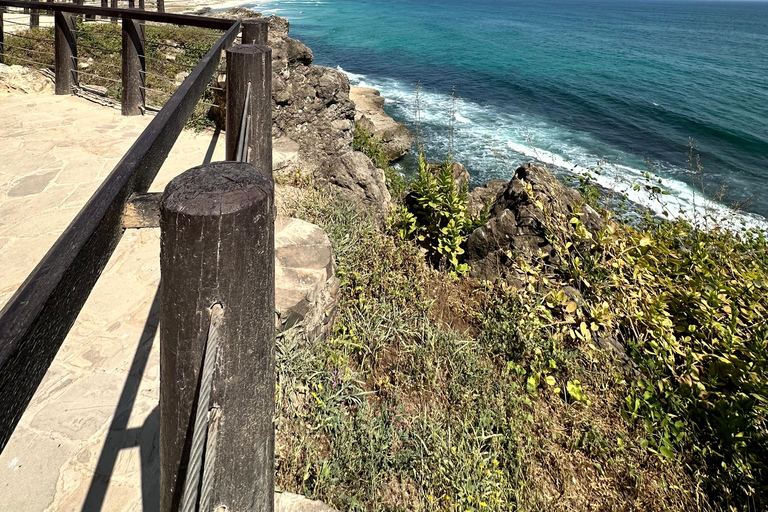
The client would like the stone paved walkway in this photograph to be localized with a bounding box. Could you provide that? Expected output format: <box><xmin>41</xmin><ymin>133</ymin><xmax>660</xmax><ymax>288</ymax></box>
<box><xmin>0</xmin><ymin>93</ymin><xmax>225</xmax><ymax>511</ymax></box>
<box><xmin>0</xmin><ymin>86</ymin><xmax>339</xmax><ymax>511</ymax></box>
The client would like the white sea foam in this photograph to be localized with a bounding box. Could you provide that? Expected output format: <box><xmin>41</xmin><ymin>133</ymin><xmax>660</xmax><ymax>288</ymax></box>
<box><xmin>339</xmin><ymin>67</ymin><xmax>768</xmax><ymax>231</ymax></box>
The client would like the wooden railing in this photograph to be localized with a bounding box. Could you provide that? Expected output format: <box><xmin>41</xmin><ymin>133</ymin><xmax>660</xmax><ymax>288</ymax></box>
<box><xmin>0</xmin><ymin>2</ymin><xmax>275</xmax><ymax>510</ymax></box>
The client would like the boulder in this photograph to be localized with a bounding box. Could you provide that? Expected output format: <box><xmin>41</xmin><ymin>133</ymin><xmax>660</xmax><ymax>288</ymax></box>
<box><xmin>467</xmin><ymin>179</ymin><xmax>507</xmax><ymax>217</ymax></box>
<box><xmin>466</xmin><ymin>163</ymin><xmax>603</xmax><ymax>283</ymax></box>
<box><xmin>275</xmin><ymin>216</ymin><xmax>340</xmax><ymax>344</ymax></box>
<box><xmin>315</xmin><ymin>151</ymin><xmax>391</xmax><ymax>219</ymax></box>
<box><xmin>350</xmin><ymin>86</ymin><xmax>414</xmax><ymax>161</ymax></box>
<box><xmin>276</xmin><ymin>492</ymin><xmax>338</xmax><ymax>512</ymax></box>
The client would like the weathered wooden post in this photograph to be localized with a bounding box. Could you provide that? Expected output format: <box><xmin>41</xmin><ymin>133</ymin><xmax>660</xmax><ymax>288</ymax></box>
<box><xmin>54</xmin><ymin>11</ymin><xmax>77</xmax><ymax>95</ymax></box>
<box><xmin>157</xmin><ymin>0</ymin><xmax>164</xmax><ymax>13</ymax></box>
<box><xmin>225</xmin><ymin>44</ymin><xmax>272</xmax><ymax>172</ymax></box>
<box><xmin>30</xmin><ymin>7</ymin><xmax>39</xmax><ymax>29</ymax></box>
<box><xmin>159</xmin><ymin>161</ymin><xmax>275</xmax><ymax>512</ymax></box>
<box><xmin>241</xmin><ymin>18</ymin><xmax>268</xmax><ymax>45</ymax></box>
<box><xmin>110</xmin><ymin>0</ymin><xmax>117</xmax><ymax>23</ymax></box>
<box><xmin>121</xmin><ymin>16</ymin><xmax>145</xmax><ymax>115</ymax></box>
<box><xmin>0</xmin><ymin>8</ymin><xmax>4</xmax><ymax>65</ymax></box>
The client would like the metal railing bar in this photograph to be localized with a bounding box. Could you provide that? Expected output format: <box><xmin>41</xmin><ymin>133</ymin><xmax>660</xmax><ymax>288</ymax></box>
<box><xmin>1</xmin><ymin>54</ymin><xmax>52</xmax><ymax>67</ymax></box>
<box><xmin>77</xmin><ymin>70</ymin><xmax>121</xmax><ymax>82</ymax></box>
<box><xmin>4</xmin><ymin>32</ymin><xmax>53</xmax><ymax>43</ymax></box>
<box><xmin>2</xmin><ymin>43</ymin><xmax>53</xmax><ymax>56</ymax></box>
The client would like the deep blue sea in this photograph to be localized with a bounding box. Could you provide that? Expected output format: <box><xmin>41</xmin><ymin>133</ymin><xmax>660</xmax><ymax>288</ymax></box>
<box><xmin>243</xmin><ymin>0</ymin><xmax>768</xmax><ymax>225</ymax></box>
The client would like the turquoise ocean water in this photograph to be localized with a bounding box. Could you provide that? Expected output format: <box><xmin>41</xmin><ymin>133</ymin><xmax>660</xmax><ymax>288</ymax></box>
<box><xmin>243</xmin><ymin>0</ymin><xmax>768</xmax><ymax>225</ymax></box>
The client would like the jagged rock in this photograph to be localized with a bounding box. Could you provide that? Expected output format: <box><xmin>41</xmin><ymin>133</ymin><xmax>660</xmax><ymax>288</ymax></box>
<box><xmin>466</xmin><ymin>163</ymin><xmax>603</xmax><ymax>283</ymax></box>
<box><xmin>315</xmin><ymin>151</ymin><xmax>391</xmax><ymax>219</ymax></box>
<box><xmin>211</xmin><ymin>9</ymin><xmax>356</xmax><ymax>166</ymax></box>
<box><xmin>208</xmin><ymin>9</ymin><xmax>390</xmax><ymax>217</ymax></box>
<box><xmin>350</xmin><ymin>86</ymin><xmax>414</xmax><ymax>161</ymax></box>
<box><xmin>276</xmin><ymin>492</ymin><xmax>338</xmax><ymax>512</ymax></box>
<box><xmin>275</xmin><ymin>216</ymin><xmax>340</xmax><ymax>344</ymax></box>
<box><xmin>467</xmin><ymin>179</ymin><xmax>507</xmax><ymax>217</ymax></box>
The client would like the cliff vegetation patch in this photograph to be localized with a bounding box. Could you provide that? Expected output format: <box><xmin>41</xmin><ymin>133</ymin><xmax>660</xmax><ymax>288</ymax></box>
<box><xmin>277</xmin><ymin>132</ymin><xmax>766</xmax><ymax>511</ymax></box>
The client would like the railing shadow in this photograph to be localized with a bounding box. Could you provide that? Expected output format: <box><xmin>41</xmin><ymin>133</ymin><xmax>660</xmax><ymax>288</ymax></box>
<box><xmin>81</xmin><ymin>286</ymin><xmax>161</xmax><ymax>512</ymax></box>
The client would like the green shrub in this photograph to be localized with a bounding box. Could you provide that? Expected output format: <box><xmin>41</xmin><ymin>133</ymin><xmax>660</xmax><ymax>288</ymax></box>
<box><xmin>603</xmin><ymin>221</ymin><xmax>768</xmax><ymax>508</ymax></box>
<box><xmin>391</xmin><ymin>154</ymin><xmax>487</xmax><ymax>276</ymax></box>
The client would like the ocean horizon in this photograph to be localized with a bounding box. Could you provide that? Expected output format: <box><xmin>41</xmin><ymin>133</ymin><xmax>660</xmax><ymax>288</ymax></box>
<box><xmin>243</xmin><ymin>0</ymin><xmax>768</xmax><ymax>227</ymax></box>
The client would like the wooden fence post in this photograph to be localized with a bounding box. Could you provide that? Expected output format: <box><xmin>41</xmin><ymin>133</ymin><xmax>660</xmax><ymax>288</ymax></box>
<box><xmin>54</xmin><ymin>11</ymin><xmax>77</xmax><ymax>95</ymax></box>
<box><xmin>241</xmin><ymin>18</ymin><xmax>268</xmax><ymax>45</ymax></box>
<box><xmin>159</xmin><ymin>161</ymin><xmax>275</xmax><ymax>512</ymax></box>
<box><xmin>30</xmin><ymin>7</ymin><xmax>39</xmax><ymax>29</ymax></box>
<box><xmin>110</xmin><ymin>0</ymin><xmax>117</xmax><ymax>23</ymax></box>
<box><xmin>121</xmin><ymin>17</ymin><xmax>145</xmax><ymax>115</ymax></box>
<box><xmin>225</xmin><ymin>44</ymin><xmax>272</xmax><ymax>172</ymax></box>
<box><xmin>0</xmin><ymin>8</ymin><xmax>4</xmax><ymax>66</ymax></box>
<box><xmin>157</xmin><ymin>0</ymin><xmax>164</xmax><ymax>13</ymax></box>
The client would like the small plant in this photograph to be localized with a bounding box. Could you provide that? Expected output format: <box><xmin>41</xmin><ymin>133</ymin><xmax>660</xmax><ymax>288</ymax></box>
<box><xmin>394</xmin><ymin>153</ymin><xmax>488</xmax><ymax>275</ymax></box>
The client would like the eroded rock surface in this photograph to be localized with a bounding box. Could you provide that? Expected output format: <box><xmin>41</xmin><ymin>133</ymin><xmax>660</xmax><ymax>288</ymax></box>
<box><xmin>316</xmin><ymin>151</ymin><xmax>391</xmax><ymax>219</ymax></box>
<box><xmin>466</xmin><ymin>164</ymin><xmax>604</xmax><ymax>284</ymax></box>
<box><xmin>350</xmin><ymin>86</ymin><xmax>414</xmax><ymax>161</ymax></box>
<box><xmin>275</xmin><ymin>216</ymin><xmax>340</xmax><ymax>344</ymax></box>
<box><xmin>467</xmin><ymin>179</ymin><xmax>507</xmax><ymax>217</ymax></box>
<box><xmin>0</xmin><ymin>64</ymin><xmax>53</xmax><ymax>94</ymax></box>
<box><xmin>276</xmin><ymin>492</ymin><xmax>338</xmax><ymax>512</ymax></box>
<box><xmin>211</xmin><ymin>9</ymin><xmax>390</xmax><ymax>217</ymax></box>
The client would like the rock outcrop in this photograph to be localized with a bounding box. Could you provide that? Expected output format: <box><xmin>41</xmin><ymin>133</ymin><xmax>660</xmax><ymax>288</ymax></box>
<box><xmin>275</xmin><ymin>216</ymin><xmax>340</xmax><ymax>344</ymax></box>
<box><xmin>316</xmin><ymin>151</ymin><xmax>391</xmax><ymax>217</ymax></box>
<box><xmin>466</xmin><ymin>164</ymin><xmax>604</xmax><ymax>284</ymax></box>
<box><xmin>350</xmin><ymin>86</ymin><xmax>414</xmax><ymax>161</ymax></box>
<box><xmin>211</xmin><ymin>9</ymin><xmax>391</xmax><ymax>217</ymax></box>
<box><xmin>467</xmin><ymin>179</ymin><xmax>507</xmax><ymax>217</ymax></box>
<box><xmin>0</xmin><ymin>64</ymin><xmax>53</xmax><ymax>94</ymax></box>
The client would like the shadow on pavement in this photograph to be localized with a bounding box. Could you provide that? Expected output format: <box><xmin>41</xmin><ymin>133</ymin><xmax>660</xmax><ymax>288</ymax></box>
<box><xmin>81</xmin><ymin>286</ymin><xmax>161</xmax><ymax>512</ymax></box>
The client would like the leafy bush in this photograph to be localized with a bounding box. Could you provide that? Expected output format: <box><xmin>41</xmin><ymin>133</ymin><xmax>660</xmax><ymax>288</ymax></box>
<box><xmin>391</xmin><ymin>154</ymin><xmax>487</xmax><ymax>275</ymax></box>
<box><xmin>519</xmin><ymin>175</ymin><xmax>768</xmax><ymax>508</ymax></box>
<box><xmin>599</xmin><ymin>220</ymin><xmax>768</xmax><ymax>508</ymax></box>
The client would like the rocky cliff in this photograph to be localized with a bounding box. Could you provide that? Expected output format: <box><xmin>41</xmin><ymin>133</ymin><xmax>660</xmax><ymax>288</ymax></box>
<box><xmin>213</xmin><ymin>9</ymin><xmax>415</xmax><ymax>219</ymax></box>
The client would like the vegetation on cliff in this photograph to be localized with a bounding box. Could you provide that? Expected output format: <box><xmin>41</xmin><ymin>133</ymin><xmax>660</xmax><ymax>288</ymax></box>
<box><xmin>272</xmin><ymin>128</ymin><xmax>767</xmax><ymax>511</ymax></box>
